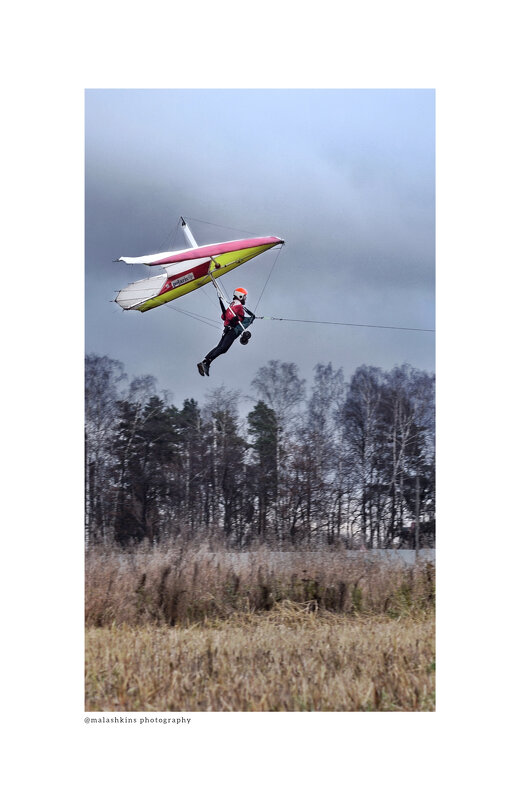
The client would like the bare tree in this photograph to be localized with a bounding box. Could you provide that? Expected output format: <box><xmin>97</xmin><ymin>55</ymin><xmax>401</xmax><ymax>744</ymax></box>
<box><xmin>85</xmin><ymin>354</ymin><xmax>127</xmax><ymax>542</ymax></box>
<box><xmin>251</xmin><ymin>361</ymin><xmax>306</xmax><ymax>539</ymax></box>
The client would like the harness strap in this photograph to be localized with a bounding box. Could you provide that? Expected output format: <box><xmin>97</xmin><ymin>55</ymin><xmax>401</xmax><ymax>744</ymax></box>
<box><xmin>208</xmin><ymin>260</ymin><xmax>248</xmax><ymax>332</ymax></box>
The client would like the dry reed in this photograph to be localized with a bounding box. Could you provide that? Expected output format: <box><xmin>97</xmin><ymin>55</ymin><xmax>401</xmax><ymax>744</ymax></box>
<box><xmin>85</xmin><ymin>606</ymin><xmax>435</xmax><ymax>711</ymax></box>
<box><xmin>85</xmin><ymin>543</ymin><xmax>435</xmax><ymax>626</ymax></box>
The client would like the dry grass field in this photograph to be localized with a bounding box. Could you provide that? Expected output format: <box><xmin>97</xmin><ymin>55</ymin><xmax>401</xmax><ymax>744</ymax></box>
<box><xmin>85</xmin><ymin>544</ymin><xmax>435</xmax><ymax>712</ymax></box>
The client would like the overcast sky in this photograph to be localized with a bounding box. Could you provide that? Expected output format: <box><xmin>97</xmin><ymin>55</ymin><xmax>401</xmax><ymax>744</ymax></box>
<box><xmin>85</xmin><ymin>88</ymin><xmax>435</xmax><ymax>410</ymax></box>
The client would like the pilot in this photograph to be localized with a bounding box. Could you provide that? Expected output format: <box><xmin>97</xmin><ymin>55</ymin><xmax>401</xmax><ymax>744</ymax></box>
<box><xmin>197</xmin><ymin>287</ymin><xmax>253</xmax><ymax>376</ymax></box>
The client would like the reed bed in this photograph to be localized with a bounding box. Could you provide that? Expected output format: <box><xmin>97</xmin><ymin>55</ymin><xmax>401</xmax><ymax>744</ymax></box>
<box><xmin>85</xmin><ymin>606</ymin><xmax>435</xmax><ymax>711</ymax></box>
<box><xmin>85</xmin><ymin>543</ymin><xmax>435</xmax><ymax>626</ymax></box>
<box><xmin>85</xmin><ymin>544</ymin><xmax>435</xmax><ymax>711</ymax></box>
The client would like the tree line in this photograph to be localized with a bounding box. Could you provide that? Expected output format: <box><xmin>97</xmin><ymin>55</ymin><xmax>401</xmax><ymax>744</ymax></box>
<box><xmin>85</xmin><ymin>354</ymin><xmax>435</xmax><ymax>549</ymax></box>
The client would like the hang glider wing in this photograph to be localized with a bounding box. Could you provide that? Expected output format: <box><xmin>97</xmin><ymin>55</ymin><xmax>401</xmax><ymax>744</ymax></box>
<box><xmin>114</xmin><ymin>228</ymin><xmax>283</xmax><ymax>312</ymax></box>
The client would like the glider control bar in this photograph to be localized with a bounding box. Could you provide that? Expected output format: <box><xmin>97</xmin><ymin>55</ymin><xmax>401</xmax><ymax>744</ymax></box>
<box><xmin>208</xmin><ymin>260</ymin><xmax>247</xmax><ymax>333</ymax></box>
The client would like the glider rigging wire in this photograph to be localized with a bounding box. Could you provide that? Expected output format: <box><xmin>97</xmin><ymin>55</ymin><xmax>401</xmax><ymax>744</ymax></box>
<box><xmin>156</xmin><ymin>217</ymin><xmax>182</xmax><ymax>253</ymax></box>
<box><xmin>256</xmin><ymin>316</ymin><xmax>435</xmax><ymax>333</ymax></box>
<box><xmin>184</xmin><ymin>216</ymin><xmax>260</xmax><ymax>238</ymax></box>
<box><xmin>162</xmin><ymin>304</ymin><xmax>221</xmax><ymax>330</ymax></box>
<box><xmin>253</xmin><ymin>245</ymin><xmax>285</xmax><ymax>313</ymax></box>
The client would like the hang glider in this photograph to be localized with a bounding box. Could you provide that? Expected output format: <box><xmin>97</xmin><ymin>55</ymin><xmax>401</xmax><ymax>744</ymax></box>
<box><xmin>114</xmin><ymin>217</ymin><xmax>284</xmax><ymax>312</ymax></box>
